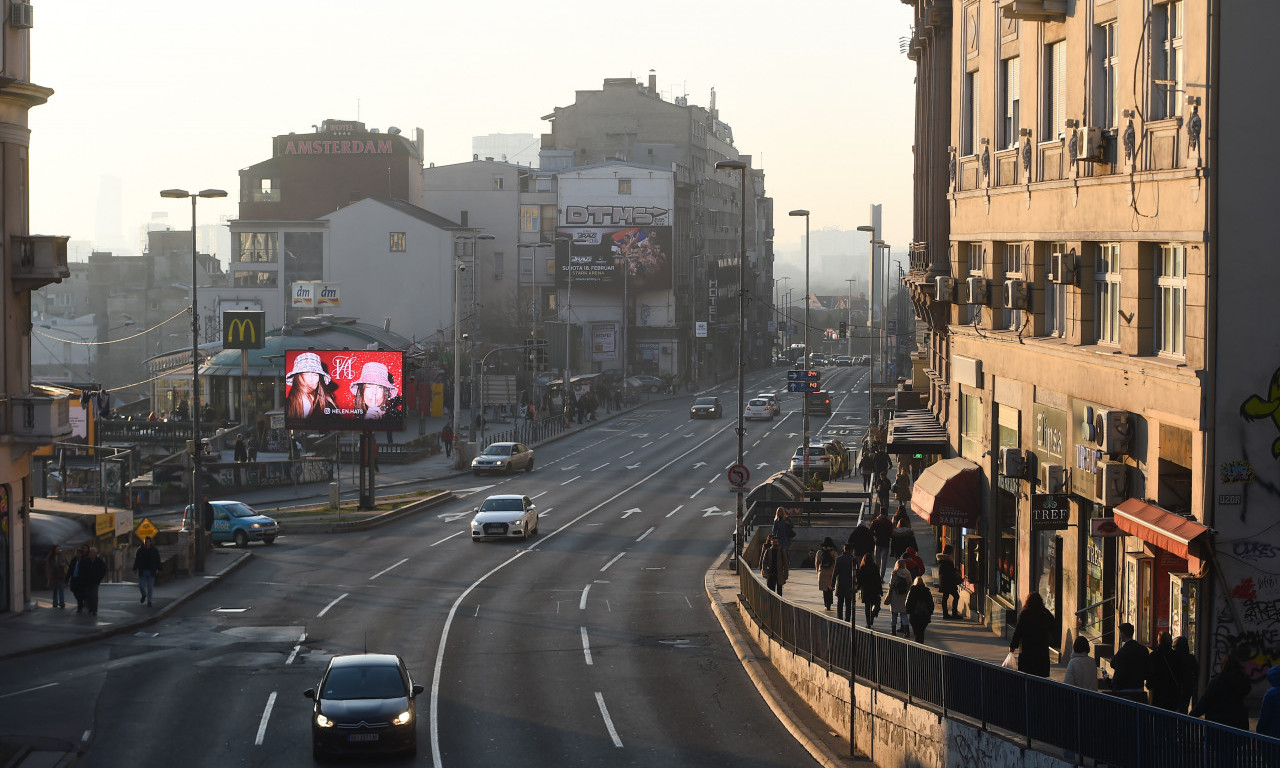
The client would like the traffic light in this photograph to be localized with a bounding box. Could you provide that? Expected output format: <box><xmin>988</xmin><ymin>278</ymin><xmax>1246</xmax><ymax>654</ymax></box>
<box><xmin>838</xmin><ymin>321</ymin><xmax>847</xmax><ymax>339</ymax></box>
<box><xmin>523</xmin><ymin>339</ymin><xmax>537</xmax><ymax>372</ymax></box>
<box><xmin>536</xmin><ymin>345</ymin><xmax>548</xmax><ymax>371</ymax></box>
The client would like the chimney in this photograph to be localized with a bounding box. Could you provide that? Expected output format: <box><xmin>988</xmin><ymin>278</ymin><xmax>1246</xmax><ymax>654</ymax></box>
<box><xmin>648</xmin><ymin>70</ymin><xmax>657</xmax><ymax>95</ymax></box>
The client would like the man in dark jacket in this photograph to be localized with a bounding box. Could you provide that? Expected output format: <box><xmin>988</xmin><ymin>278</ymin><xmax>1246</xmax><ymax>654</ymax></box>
<box><xmin>848</xmin><ymin>521</ymin><xmax>875</xmax><ymax>565</ymax></box>
<box><xmin>84</xmin><ymin>547</ymin><xmax>107</xmax><ymax>616</ymax></box>
<box><xmin>133</xmin><ymin>537</ymin><xmax>163</xmax><ymax>607</ymax></box>
<box><xmin>832</xmin><ymin>544</ymin><xmax>856</xmax><ymax>622</ymax></box>
<box><xmin>1110</xmin><ymin>622</ymin><xmax>1151</xmax><ymax>703</ymax></box>
<box><xmin>936</xmin><ymin>545</ymin><xmax>960</xmax><ymax>618</ymax></box>
<box><xmin>67</xmin><ymin>545</ymin><xmax>89</xmax><ymax>613</ymax></box>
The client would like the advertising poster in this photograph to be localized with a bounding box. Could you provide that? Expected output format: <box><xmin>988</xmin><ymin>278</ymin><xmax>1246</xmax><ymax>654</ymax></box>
<box><xmin>555</xmin><ymin>225</ymin><xmax>672</xmax><ymax>292</ymax></box>
<box><xmin>283</xmin><ymin>350</ymin><xmax>405</xmax><ymax>431</ymax></box>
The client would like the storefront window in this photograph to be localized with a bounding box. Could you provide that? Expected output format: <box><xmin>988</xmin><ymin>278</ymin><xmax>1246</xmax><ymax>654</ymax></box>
<box><xmin>1035</xmin><ymin>531</ymin><xmax>1060</xmax><ymax>616</ymax></box>
<box><xmin>997</xmin><ymin>488</ymin><xmax>1017</xmax><ymax>602</ymax></box>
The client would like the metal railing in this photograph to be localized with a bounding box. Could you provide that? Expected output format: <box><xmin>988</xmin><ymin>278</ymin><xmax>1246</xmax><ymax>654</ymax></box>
<box><xmin>737</xmin><ymin>566</ymin><xmax>1280</xmax><ymax>768</ymax></box>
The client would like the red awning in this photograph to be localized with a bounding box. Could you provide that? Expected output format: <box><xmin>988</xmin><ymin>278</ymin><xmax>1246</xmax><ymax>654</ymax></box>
<box><xmin>1112</xmin><ymin>498</ymin><xmax>1209</xmax><ymax>560</ymax></box>
<box><xmin>911</xmin><ymin>457</ymin><xmax>981</xmax><ymax>527</ymax></box>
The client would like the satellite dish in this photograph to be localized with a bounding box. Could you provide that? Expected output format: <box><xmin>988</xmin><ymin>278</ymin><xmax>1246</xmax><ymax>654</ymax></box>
<box><xmin>387</xmin><ymin>126</ymin><xmax>402</xmax><ymax>135</ymax></box>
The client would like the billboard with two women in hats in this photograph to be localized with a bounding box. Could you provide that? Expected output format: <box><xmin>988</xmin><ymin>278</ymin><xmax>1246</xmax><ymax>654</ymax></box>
<box><xmin>283</xmin><ymin>349</ymin><xmax>405</xmax><ymax>431</ymax></box>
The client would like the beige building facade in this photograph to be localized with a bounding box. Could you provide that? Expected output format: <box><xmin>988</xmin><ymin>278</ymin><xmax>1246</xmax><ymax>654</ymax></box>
<box><xmin>900</xmin><ymin>0</ymin><xmax>1279</xmax><ymax>691</ymax></box>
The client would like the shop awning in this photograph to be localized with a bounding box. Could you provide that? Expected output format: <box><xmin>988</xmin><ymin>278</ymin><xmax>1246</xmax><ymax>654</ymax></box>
<box><xmin>1113</xmin><ymin>498</ymin><xmax>1210</xmax><ymax>560</ymax></box>
<box><xmin>887</xmin><ymin>408</ymin><xmax>949</xmax><ymax>455</ymax></box>
<box><xmin>911</xmin><ymin>457</ymin><xmax>981</xmax><ymax>527</ymax></box>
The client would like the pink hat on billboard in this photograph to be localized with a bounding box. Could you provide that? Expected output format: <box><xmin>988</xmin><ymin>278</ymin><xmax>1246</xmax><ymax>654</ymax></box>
<box><xmin>350</xmin><ymin>361</ymin><xmax>398</xmax><ymax>399</ymax></box>
<box><xmin>285</xmin><ymin>352</ymin><xmax>331</xmax><ymax>384</ymax></box>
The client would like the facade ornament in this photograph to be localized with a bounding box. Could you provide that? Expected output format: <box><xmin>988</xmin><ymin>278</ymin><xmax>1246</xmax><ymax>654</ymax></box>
<box><xmin>980</xmin><ymin>144</ymin><xmax>990</xmax><ymax>181</ymax></box>
<box><xmin>1021</xmin><ymin>137</ymin><xmax>1032</xmax><ymax>177</ymax></box>
<box><xmin>1123</xmin><ymin>117</ymin><xmax>1136</xmax><ymax>165</ymax></box>
<box><xmin>1187</xmin><ymin>103</ymin><xmax>1202</xmax><ymax>153</ymax></box>
<box><xmin>948</xmin><ymin>147</ymin><xmax>957</xmax><ymax>189</ymax></box>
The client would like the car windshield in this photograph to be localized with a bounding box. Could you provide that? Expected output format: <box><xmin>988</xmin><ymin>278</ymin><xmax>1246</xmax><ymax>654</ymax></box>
<box><xmin>481</xmin><ymin>444</ymin><xmax>513</xmax><ymax>456</ymax></box>
<box><xmin>322</xmin><ymin>665</ymin><xmax>406</xmax><ymax>700</ymax></box>
<box><xmin>694</xmin><ymin>398</ymin><xmax>717</xmax><ymax>405</ymax></box>
<box><xmin>481</xmin><ymin>497</ymin><xmax>525</xmax><ymax>512</ymax></box>
<box><xmin>223</xmin><ymin>502</ymin><xmax>258</xmax><ymax>518</ymax></box>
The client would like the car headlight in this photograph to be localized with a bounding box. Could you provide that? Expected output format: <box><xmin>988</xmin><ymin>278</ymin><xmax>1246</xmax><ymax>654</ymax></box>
<box><xmin>316</xmin><ymin>713</ymin><xmax>334</xmax><ymax>728</ymax></box>
<box><xmin>393</xmin><ymin>710</ymin><xmax>413</xmax><ymax>726</ymax></box>
<box><xmin>251</xmin><ymin>523</ymin><xmax>261</xmax><ymax>529</ymax></box>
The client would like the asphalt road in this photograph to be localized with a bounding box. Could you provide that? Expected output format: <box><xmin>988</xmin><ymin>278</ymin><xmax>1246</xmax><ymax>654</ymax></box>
<box><xmin>0</xmin><ymin>363</ymin><xmax>873</xmax><ymax>767</ymax></box>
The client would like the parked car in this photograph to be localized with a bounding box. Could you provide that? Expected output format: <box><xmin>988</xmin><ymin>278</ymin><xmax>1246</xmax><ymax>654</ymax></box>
<box><xmin>756</xmin><ymin>392</ymin><xmax>781</xmax><ymax>417</ymax></box>
<box><xmin>182</xmin><ymin>500</ymin><xmax>279</xmax><ymax>548</ymax></box>
<box><xmin>304</xmin><ymin>653</ymin><xmax>422</xmax><ymax>759</ymax></box>
<box><xmin>470</xmin><ymin>441</ymin><xmax>535</xmax><ymax>474</ymax></box>
<box><xmin>627</xmin><ymin>375</ymin><xmax>665</xmax><ymax>393</ymax></box>
<box><xmin>790</xmin><ymin>444</ymin><xmax>833</xmax><ymax>479</ymax></box>
<box><xmin>689</xmin><ymin>396</ymin><xmax>723</xmax><ymax>419</ymax></box>
<box><xmin>471</xmin><ymin>494</ymin><xmax>540</xmax><ymax>541</ymax></box>
<box><xmin>806</xmin><ymin>389</ymin><xmax>833</xmax><ymax>416</ymax></box>
<box><xmin>744</xmin><ymin>397</ymin><xmax>774</xmax><ymax>421</ymax></box>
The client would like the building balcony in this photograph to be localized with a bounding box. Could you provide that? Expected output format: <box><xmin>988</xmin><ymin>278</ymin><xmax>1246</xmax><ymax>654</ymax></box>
<box><xmin>11</xmin><ymin>235</ymin><xmax>70</xmax><ymax>292</ymax></box>
<box><xmin>10</xmin><ymin>385</ymin><xmax>74</xmax><ymax>444</ymax></box>
<box><xmin>998</xmin><ymin>0</ymin><xmax>1066</xmax><ymax>22</ymax></box>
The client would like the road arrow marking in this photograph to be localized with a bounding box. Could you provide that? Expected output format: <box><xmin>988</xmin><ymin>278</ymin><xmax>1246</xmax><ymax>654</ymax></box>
<box><xmin>756</xmin><ymin>462</ymin><xmax>769</xmax><ymax>469</ymax></box>
<box><xmin>702</xmin><ymin>506</ymin><xmax>732</xmax><ymax>517</ymax></box>
<box><xmin>627</xmin><ymin>463</ymin><xmax>642</xmax><ymax>469</ymax></box>
<box><xmin>563</xmin><ymin>464</ymin><xmax>579</xmax><ymax>471</ymax></box>
<box><xmin>621</xmin><ymin>508</ymin><xmax>641</xmax><ymax>518</ymax></box>
<box><xmin>693</xmin><ymin>461</ymin><xmax>708</xmax><ymax>468</ymax></box>
<box><xmin>453</xmin><ymin>485</ymin><xmax>497</xmax><ymax>496</ymax></box>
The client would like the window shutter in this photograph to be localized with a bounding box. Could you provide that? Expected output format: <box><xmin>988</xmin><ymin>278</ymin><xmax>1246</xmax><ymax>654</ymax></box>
<box><xmin>1053</xmin><ymin>42</ymin><xmax>1066</xmax><ymax>138</ymax></box>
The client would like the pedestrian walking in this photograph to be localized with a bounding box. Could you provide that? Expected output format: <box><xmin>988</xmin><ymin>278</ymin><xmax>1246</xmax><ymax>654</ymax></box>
<box><xmin>831</xmin><ymin>543</ymin><xmax>856</xmax><ymax>622</ymax></box>
<box><xmin>1147</xmin><ymin>632</ymin><xmax>1182</xmax><ymax>711</ymax></box>
<box><xmin>893</xmin><ymin>470</ymin><xmax>913</xmax><ymax>509</ymax></box>
<box><xmin>133</xmin><ymin>536</ymin><xmax>162</xmax><ymax>607</ymax></box>
<box><xmin>904</xmin><ymin>576</ymin><xmax>934</xmax><ymax>643</ymax></box>
<box><xmin>83</xmin><ymin>547</ymin><xmax>107</xmax><ymax>616</ymax></box>
<box><xmin>815</xmin><ymin>536</ymin><xmax>838</xmax><ymax>611</ymax></box>
<box><xmin>440</xmin><ymin>423</ymin><xmax>454</xmax><ymax>458</ymax></box>
<box><xmin>247</xmin><ymin>435</ymin><xmax>259</xmax><ymax>462</ymax></box>
<box><xmin>856</xmin><ymin>554</ymin><xmax>883</xmax><ymax>628</ymax></box>
<box><xmin>1008</xmin><ymin>592</ymin><xmax>1055</xmax><ymax>677</ymax></box>
<box><xmin>885</xmin><ymin>559</ymin><xmax>913</xmax><ymax>637</ymax></box>
<box><xmin>848</xmin><ymin>519</ymin><xmax>875</xmax><ymax>565</ymax></box>
<box><xmin>67</xmin><ymin>544</ymin><xmax>89</xmax><ymax>613</ymax></box>
<box><xmin>1190</xmin><ymin>648</ymin><xmax>1251</xmax><ymax>730</ymax></box>
<box><xmin>901</xmin><ymin>546</ymin><xmax>925</xmax><ymax>580</ymax></box>
<box><xmin>771</xmin><ymin>507</ymin><xmax>795</xmax><ymax>570</ymax></box>
<box><xmin>1063</xmin><ymin>635</ymin><xmax>1099</xmax><ymax>691</ymax></box>
<box><xmin>936</xmin><ymin>544</ymin><xmax>960</xmax><ymax>618</ymax></box>
<box><xmin>890</xmin><ymin>519</ymin><xmax>917</xmax><ymax>559</ymax></box>
<box><xmin>233</xmin><ymin>435</ymin><xmax>248</xmax><ymax>463</ymax></box>
<box><xmin>760</xmin><ymin>535</ymin><xmax>788</xmax><ymax>596</ymax></box>
<box><xmin>873</xmin><ymin>472</ymin><xmax>891</xmax><ymax>514</ymax></box>
<box><xmin>45</xmin><ymin>545</ymin><xmax>68</xmax><ymax>608</ymax></box>
<box><xmin>1172</xmin><ymin>636</ymin><xmax>1198</xmax><ymax>714</ymax></box>
<box><xmin>1110</xmin><ymin>622</ymin><xmax>1151</xmax><ymax>703</ymax></box>
<box><xmin>870</xmin><ymin>509</ymin><xmax>893</xmax><ymax>577</ymax></box>
<box><xmin>858</xmin><ymin>452</ymin><xmax>873</xmax><ymax>491</ymax></box>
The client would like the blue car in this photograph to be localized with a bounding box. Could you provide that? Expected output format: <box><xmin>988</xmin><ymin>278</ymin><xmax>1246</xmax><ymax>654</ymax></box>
<box><xmin>184</xmin><ymin>499</ymin><xmax>280</xmax><ymax>547</ymax></box>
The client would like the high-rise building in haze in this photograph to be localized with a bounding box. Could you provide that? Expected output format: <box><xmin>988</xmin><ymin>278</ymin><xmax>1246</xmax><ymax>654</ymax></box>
<box><xmin>93</xmin><ymin>175</ymin><xmax>126</xmax><ymax>253</ymax></box>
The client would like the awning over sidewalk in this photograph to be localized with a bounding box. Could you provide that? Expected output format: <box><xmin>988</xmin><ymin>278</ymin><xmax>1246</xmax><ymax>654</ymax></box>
<box><xmin>887</xmin><ymin>408</ymin><xmax>949</xmax><ymax>455</ymax></box>
<box><xmin>1113</xmin><ymin>498</ymin><xmax>1210</xmax><ymax>560</ymax></box>
<box><xmin>911</xmin><ymin>457</ymin><xmax>981</xmax><ymax>527</ymax></box>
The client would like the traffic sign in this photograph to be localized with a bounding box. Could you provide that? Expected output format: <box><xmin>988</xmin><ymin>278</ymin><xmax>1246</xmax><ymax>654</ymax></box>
<box><xmin>786</xmin><ymin>369</ymin><xmax>821</xmax><ymax>382</ymax></box>
<box><xmin>135</xmin><ymin>518</ymin><xmax>158</xmax><ymax>541</ymax></box>
<box><xmin>728</xmin><ymin>464</ymin><xmax>750</xmax><ymax>487</ymax></box>
<box><xmin>786</xmin><ymin>381</ymin><xmax>822</xmax><ymax>392</ymax></box>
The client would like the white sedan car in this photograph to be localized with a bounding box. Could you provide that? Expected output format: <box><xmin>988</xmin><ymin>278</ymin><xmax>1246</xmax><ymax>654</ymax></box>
<box><xmin>744</xmin><ymin>397</ymin><xmax>775</xmax><ymax>421</ymax></box>
<box><xmin>471</xmin><ymin>494</ymin><xmax>540</xmax><ymax>542</ymax></box>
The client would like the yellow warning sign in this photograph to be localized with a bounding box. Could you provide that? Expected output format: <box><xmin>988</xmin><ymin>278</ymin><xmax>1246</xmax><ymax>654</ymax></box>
<box><xmin>135</xmin><ymin>518</ymin><xmax>158</xmax><ymax>541</ymax></box>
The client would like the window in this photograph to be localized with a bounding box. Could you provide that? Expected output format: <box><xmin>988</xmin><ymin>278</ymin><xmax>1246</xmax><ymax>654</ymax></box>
<box><xmin>1001</xmin><ymin>57</ymin><xmax>1021</xmax><ymax>149</ymax></box>
<box><xmin>237</xmin><ymin>232</ymin><xmax>278</xmax><ymax>264</ymax></box>
<box><xmin>963</xmin><ymin>71</ymin><xmax>981</xmax><ymax>155</ymax></box>
<box><xmin>492</xmin><ymin>176</ymin><xmax>505</xmax><ymax>190</ymax></box>
<box><xmin>1152</xmin><ymin>1</ymin><xmax>1184</xmax><ymax>120</ymax></box>
<box><xmin>618</xmin><ymin>179</ymin><xmax>632</xmax><ymax>195</ymax></box>
<box><xmin>389</xmin><ymin>232</ymin><xmax>406</xmax><ymax>252</ymax></box>
<box><xmin>1095</xmin><ymin>243</ymin><xmax>1122</xmax><ymax>345</ymax></box>
<box><xmin>1044</xmin><ymin>41</ymin><xmax>1066</xmax><ymax>139</ymax></box>
<box><xmin>492</xmin><ymin>251</ymin><xmax>504</xmax><ymax>280</ymax></box>
<box><xmin>960</xmin><ymin>392</ymin><xmax>984</xmax><ymax>462</ymax></box>
<box><xmin>519</xmin><ymin>205</ymin><xmax>540</xmax><ymax>233</ymax></box>
<box><xmin>968</xmin><ymin>242</ymin><xmax>985</xmax><ymax>274</ymax></box>
<box><xmin>1004</xmin><ymin>243</ymin><xmax>1025</xmax><ymax>331</ymax></box>
<box><xmin>1094</xmin><ymin>22</ymin><xmax>1118</xmax><ymax>129</ymax></box>
<box><xmin>534</xmin><ymin>175</ymin><xmax>553</xmax><ymax>193</ymax></box>
<box><xmin>1156</xmin><ymin>244</ymin><xmax>1186</xmax><ymax>356</ymax></box>
<box><xmin>232</xmin><ymin>271</ymin><xmax>278</xmax><ymax>288</ymax></box>
<box><xmin>254</xmin><ymin>178</ymin><xmax>280</xmax><ymax>203</ymax></box>
<box><xmin>1045</xmin><ymin>241</ymin><xmax>1067</xmax><ymax>338</ymax></box>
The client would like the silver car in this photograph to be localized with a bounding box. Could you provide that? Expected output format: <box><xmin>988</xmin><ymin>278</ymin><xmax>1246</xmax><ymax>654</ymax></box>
<box><xmin>744</xmin><ymin>397</ymin><xmax>774</xmax><ymax>421</ymax></box>
<box><xmin>471</xmin><ymin>442</ymin><xmax>534</xmax><ymax>474</ymax></box>
<box><xmin>471</xmin><ymin>495</ymin><xmax>539</xmax><ymax>541</ymax></box>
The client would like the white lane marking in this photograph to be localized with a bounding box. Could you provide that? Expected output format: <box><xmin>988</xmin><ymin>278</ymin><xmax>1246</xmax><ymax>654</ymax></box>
<box><xmin>317</xmin><ymin>593</ymin><xmax>348</xmax><ymax>618</ymax></box>
<box><xmin>581</xmin><ymin>627</ymin><xmax>593</xmax><ymax>666</ymax></box>
<box><xmin>592</xmin><ymin>462</ymin><xmax>610</xmax><ymax>471</ymax></box>
<box><xmin>618</xmin><ymin>451</ymin><xmax>634</xmax><ymax>458</ymax></box>
<box><xmin>540</xmin><ymin>506</ymin><xmax>554</xmax><ymax>516</ymax></box>
<box><xmin>285</xmin><ymin>631</ymin><xmax>307</xmax><ymax>665</ymax></box>
<box><xmin>369</xmin><ymin>558</ymin><xmax>408</xmax><ymax>580</ymax></box>
<box><xmin>690</xmin><ymin>488</ymin><xmax>704</xmax><ymax>498</ymax></box>
<box><xmin>641</xmin><ymin>441</ymin><xmax>654</xmax><ymax>448</ymax></box>
<box><xmin>432</xmin><ymin>529</ymin><xmax>466</xmax><ymax>546</ymax></box>
<box><xmin>600</xmin><ymin>552</ymin><xmax>626</xmax><ymax>572</ymax></box>
<box><xmin>562</xmin><ymin>475</ymin><xmax>582</xmax><ymax>485</ymax></box>
<box><xmin>709</xmin><ymin>472</ymin><xmax>720</xmax><ymax>482</ymax></box>
<box><xmin>0</xmin><ymin>682</ymin><xmax>57</xmax><ymax>699</ymax></box>
<box><xmin>530</xmin><ymin>490</ymin><xmax>548</xmax><ymax>499</ymax></box>
<box><xmin>595</xmin><ymin>692</ymin><xmax>624</xmax><ymax>747</ymax></box>
<box><xmin>752</xmin><ymin>439</ymin><xmax>762</xmax><ymax>447</ymax></box>
<box><xmin>636</xmin><ymin>527</ymin><xmax>655</xmax><ymax>542</ymax></box>
<box><xmin>579</xmin><ymin>583</ymin><xmax>592</xmax><ymax>609</ymax></box>
<box><xmin>667</xmin><ymin>505</ymin><xmax>684</xmax><ymax>518</ymax></box>
<box><xmin>254</xmin><ymin>691</ymin><xmax>276</xmax><ymax>746</ymax></box>
<box><xmin>621</xmin><ymin>508</ymin><xmax>641</xmax><ymax>518</ymax></box>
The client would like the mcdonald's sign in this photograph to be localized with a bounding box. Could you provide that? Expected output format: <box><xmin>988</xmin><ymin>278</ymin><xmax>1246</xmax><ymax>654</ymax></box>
<box><xmin>223</xmin><ymin>311</ymin><xmax>265</xmax><ymax>349</ymax></box>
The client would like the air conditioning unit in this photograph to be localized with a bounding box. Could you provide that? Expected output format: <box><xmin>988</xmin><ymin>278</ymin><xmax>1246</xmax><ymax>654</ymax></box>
<box><xmin>1041</xmin><ymin>462</ymin><xmax>1068</xmax><ymax>494</ymax></box>
<box><xmin>967</xmin><ymin>276</ymin><xmax>991</xmax><ymax>306</ymax></box>
<box><xmin>1000</xmin><ymin>446</ymin><xmax>1026</xmax><ymax>478</ymax></box>
<box><xmin>1096</xmin><ymin>409</ymin><xmax>1134</xmax><ymax>456</ymax></box>
<box><xmin>9</xmin><ymin>2</ymin><xmax>32</xmax><ymax>29</ymax></box>
<box><xmin>1051</xmin><ymin>251</ymin><xmax>1077</xmax><ymax>285</ymax></box>
<box><xmin>934</xmin><ymin>275</ymin><xmax>956</xmax><ymax>303</ymax></box>
<box><xmin>1101</xmin><ymin>461</ymin><xmax>1128</xmax><ymax>506</ymax></box>
<box><xmin>1003</xmin><ymin>279</ymin><xmax>1030</xmax><ymax>310</ymax></box>
<box><xmin>1081</xmin><ymin>126</ymin><xmax>1107</xmax><ymax>163</ymax></box>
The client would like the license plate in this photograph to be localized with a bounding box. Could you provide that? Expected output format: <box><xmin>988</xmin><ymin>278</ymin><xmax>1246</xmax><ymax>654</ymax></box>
<box><xmin>348</xmin><ymin>734</ymin><xmax>379</xmax><ymax>742</ymax></box>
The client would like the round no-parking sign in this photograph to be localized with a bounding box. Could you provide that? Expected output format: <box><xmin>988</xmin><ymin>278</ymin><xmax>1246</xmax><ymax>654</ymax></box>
<box><xmin>728</xmin><ymin>464</ymin><xmax>750</xmax><ymax>487</ymax></box>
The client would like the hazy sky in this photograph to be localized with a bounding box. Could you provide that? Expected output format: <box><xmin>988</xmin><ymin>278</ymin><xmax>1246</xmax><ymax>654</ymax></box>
<box><xmin>28</xmin><ymin>0</ymin><xmax>916</xmax><ymax>285</ymax></box>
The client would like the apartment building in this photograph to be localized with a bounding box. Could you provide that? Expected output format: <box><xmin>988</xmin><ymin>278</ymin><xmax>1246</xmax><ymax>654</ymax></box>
<box><xmin>898</xmin><ymin>0</ymin><xmax>1279</xmax><ymax>687</ymax></box>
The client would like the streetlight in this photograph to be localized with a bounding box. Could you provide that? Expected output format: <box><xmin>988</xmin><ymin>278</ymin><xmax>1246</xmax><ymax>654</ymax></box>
<box><xmin>717</xmin><ymin>159</ymin><xmax>749</xmax><ymax>570</ymax></box>
<box><xmin>790</xmin><ymin>209</ymin><xmax>812</xmax><ymax>482</ymax></box>
<box><xmin>516</xmin><ymin>242</ymin><xmax>552</xmax><ymax>338</ymax></box>
<box><xmin>857</xmin><ymin>225</ymin><xmax>877</xmax><ymax>430</ymax></box>
<box><xmin>454</xmin><ymin>233</ymin><xmax>494</xmax><ymax>452</ymax></box>
<box><xmin>160</xmin><ymin>187</ymin><xmax>227</xmax><ymax>574</ymax></box>
<box><xmin>776</xmin><ymin>276</ymin><xmax>791</xmax><ymax>361</ymax></box>
<box><xmin>555</xmin><ymin>235</ymin><xmax>575</xmax><ymax>416</ymax></box>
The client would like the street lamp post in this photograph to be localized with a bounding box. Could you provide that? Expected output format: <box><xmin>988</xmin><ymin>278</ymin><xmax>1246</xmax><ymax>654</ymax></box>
<box><xmin>717</xmin><ymin>159</ymin><xmax>750</xmax><ymax>569</ymax></box>
<box><xmin>790</xmin><ymin>210</ymin><xmax>812</xmax><ymax>482</ymax></box>
<box><xmin>454</xmin><ymin>233</ymin><xmax>494</xmax><ymax>457</ymax></box>
<box><xmin>880</xmin><ymin>242</ymin><xmax>891</xmax><ymax>382</ymax></box>
<box><xmin>555</xmin><ymin>235</ymin><xmax>575</xmax><ymax>417</ymax></box>
<box><xmin>517</xmin><ymin>242</ymin><xmax>552</xmax><ymax>339</ymax></box>
<box><xmin>845</xmin><ymin>278</ymin><xmax>857</xmax><ymax>359</ymax></box>
<box><xmin>857</xmin><ymin>225</ymin><xmax>877</xmax><ymax>431</ymax></box>
<box><xmin>160</xmin><ymin>187</ymin><xmax>227</xmax><ymax>574</ymax></box>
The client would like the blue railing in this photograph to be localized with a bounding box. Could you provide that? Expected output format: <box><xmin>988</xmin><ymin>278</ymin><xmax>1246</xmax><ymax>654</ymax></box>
<box><xmin>737</xmin><ymin>565</ymin><xmax>1280</xmax><ymax>768</ymax></box>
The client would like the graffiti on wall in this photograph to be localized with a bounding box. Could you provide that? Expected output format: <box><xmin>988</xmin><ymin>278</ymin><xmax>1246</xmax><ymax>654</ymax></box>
<box><xmin>1240</xmin><ymin>371</ymin><xmax>1280</xmax><ymax>457</ymax></box>
<box><xmin>1214</xmin><ymin>572</ymin><xmax>1280</xmax><ymax>681</ymax></box>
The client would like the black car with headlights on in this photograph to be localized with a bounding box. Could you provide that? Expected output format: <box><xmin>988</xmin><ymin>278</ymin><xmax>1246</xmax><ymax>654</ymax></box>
<box><xmin>304</xmin><ymin>653</ymin><xmax>422</xmax><ymax>759</ymax></box>
<box><xmin>689</xmin><ymin>396</ymin><xmax>723</xmax><ymax>419</ymax></box>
